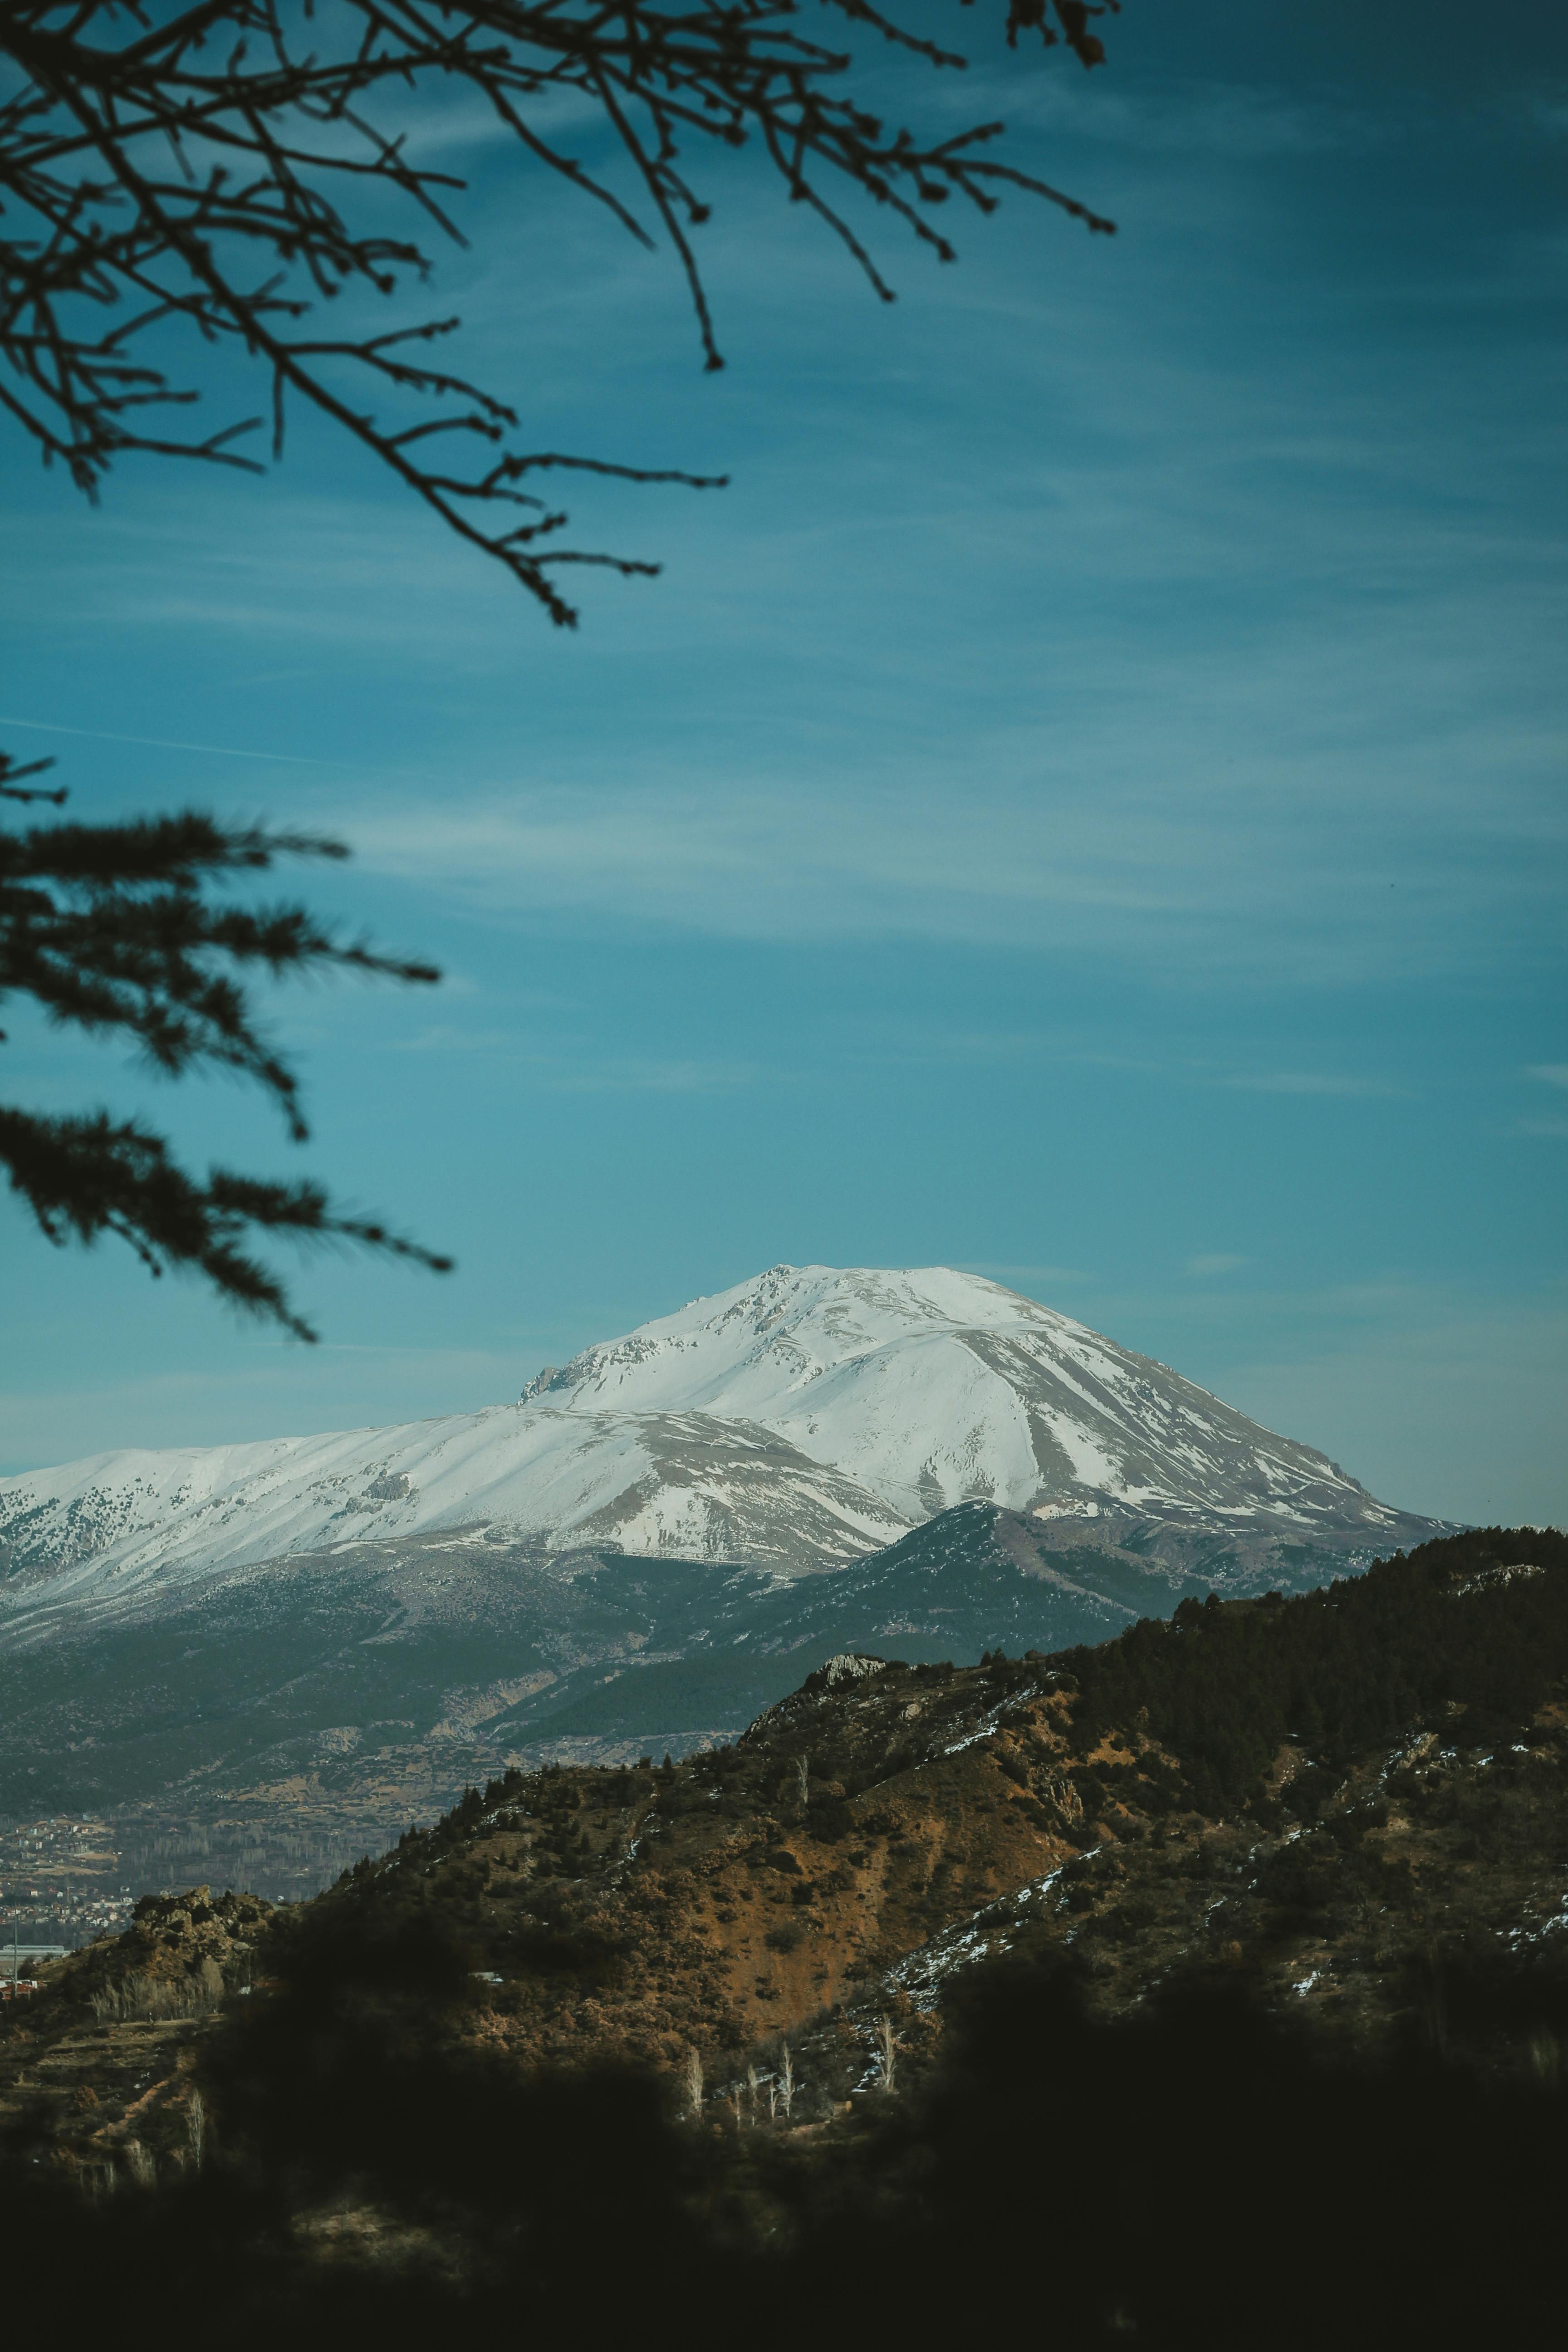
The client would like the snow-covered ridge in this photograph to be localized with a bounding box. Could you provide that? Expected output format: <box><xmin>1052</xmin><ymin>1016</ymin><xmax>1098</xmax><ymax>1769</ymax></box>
<box><xmin>0</xmin><ymin>1265</ymin><xmax>1408</xmax><ymax>1619</ymax></box>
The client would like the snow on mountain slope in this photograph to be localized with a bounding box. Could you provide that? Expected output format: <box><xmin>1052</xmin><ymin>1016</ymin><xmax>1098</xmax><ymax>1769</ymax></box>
<box><xmin>522</xmin><ymin>1265</ymin><xmax>1400</xmax><ymax>1534</ymax></box>
<box><xmin>0</xmin><ymin>1265</ymin><xmax>1411</xmax><ymax>1623</ymax></box>
<box><xmin>0</xmin><ymin>1405</ymin><xmax>908</xmax><ymax>1616</ymax></box>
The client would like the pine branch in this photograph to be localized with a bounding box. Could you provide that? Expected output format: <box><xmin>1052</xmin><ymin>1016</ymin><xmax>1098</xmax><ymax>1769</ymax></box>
<box><xmin>2</xmin><ymin>804</ymin><xmax>438</xmax><ymax>1133</ymax></box>
<box><xmin>0</xmin><ymin>1104</ymin><xmax>452</xmax><ymax>1342</ymax></box>
<box><xmin>1</xmin><ymin>780</ymin><xmax>451</xmax><ymax>1333</ymax></box>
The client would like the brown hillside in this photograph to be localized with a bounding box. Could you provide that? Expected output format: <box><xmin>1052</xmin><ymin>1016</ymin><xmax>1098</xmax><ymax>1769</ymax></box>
<box><xmin>10</xmin><ymin>1529</ymin><xmax>1568</xmax><ymax>2183</ymax></box>
<box><xmin>377</xmin><ymin>1649</ymin><xmax>1098</xmax><ymax>2071</ymax></box>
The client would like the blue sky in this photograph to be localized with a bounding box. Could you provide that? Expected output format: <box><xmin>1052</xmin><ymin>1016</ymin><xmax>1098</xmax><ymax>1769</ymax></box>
<box><xmin>2</xmin><ymin>1</ymin><xmax>1564</xmax><ymax>1525</ymax></box>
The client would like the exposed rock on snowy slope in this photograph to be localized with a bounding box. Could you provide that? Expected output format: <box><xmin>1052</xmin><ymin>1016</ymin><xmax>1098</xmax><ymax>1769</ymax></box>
<box><xmin>0</xmin><ymin>1266</ymin><xmax>1433</xmax><ymax>1637</ymax></box>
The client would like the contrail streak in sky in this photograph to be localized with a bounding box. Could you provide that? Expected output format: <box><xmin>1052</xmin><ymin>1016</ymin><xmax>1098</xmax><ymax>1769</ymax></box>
<box><xmin>0</xmin><ymin>715</ymin><xmax>348</xmax><ymax>766</ymax></box>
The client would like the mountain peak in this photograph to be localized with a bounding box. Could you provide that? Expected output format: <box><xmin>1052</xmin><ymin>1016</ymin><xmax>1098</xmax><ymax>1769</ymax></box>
<box><xmin>1</xmin><ymin>1263</ymin><xmax>1428</xmax><ymax>1613</ymax></box>
<box><xmin>514</xmin><ymin>1260</ymin><xmax>1377</xmax><ymax>1538</ymax></box>
<box><xmin>522</xmin><ymin>1263</ymin><xmax>1091</xmax><ymax>1414</ymax></box>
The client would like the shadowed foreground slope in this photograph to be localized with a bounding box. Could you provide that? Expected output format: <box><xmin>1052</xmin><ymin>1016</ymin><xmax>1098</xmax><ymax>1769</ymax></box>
<box><xmin>2</xmin><ymin>1524</ymin><xmax>1566</xmax><ymax>2345</ymax></box>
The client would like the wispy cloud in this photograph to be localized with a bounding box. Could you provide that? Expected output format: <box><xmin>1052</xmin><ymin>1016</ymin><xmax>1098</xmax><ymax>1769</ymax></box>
<box><xmin>335</xmin><ymin>713</ymin><xmax>1561</xmax><ymax>985</ymax></box>
<box><xmin>1525</xmin><ymin>1063</ymin><xmax>1568</xmax><ymax>1089</ymax></box>
<box><xmin>390</xmin><ymin>1024</ymin><xmax>527</xmax><ymax>1055</ymax></box>
<box><xmin>955</xmin><ymin>1263</ymin><xmax>1091</xmax><ymax>1289</ymax></box>
<box><xmin>384</xmin><ymin>1022</ymin><xmax>758</xmax><ymax>1092</ymax></box>
<box><xmin>995</xmin><ymin>75</ymin><xmax>1386</xmax><ymax>161</ymax></box>
<box><xmin>1185</xmin><ymin>1254</ymin><xmax>1247</xmax><ymax>1277</ymax></box>
<box><xmin>554</xmin><ymin>1058</ymin><xmax>758</xmax><ymax>1094</ymax></box>
<box><xmin>6</xmin><ymin>159</ymin><xmax>1558</xmax><ymax>995</ymax></box>
<box><xmin>1217</xmin><ymin>1073</ymin><xmax>1406</xmax><ymax>1098</ymax></box>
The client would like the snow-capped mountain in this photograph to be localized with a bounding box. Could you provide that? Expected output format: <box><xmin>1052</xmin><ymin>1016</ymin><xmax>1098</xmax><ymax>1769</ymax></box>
<box><xmin>522</xmin><ymin>1264</ymin><xmax>1399</xmax><ymax>1536</ymax></box>
<box><xmin>0</xmin><ymin>1265</ymin><xmax>1422</xmax><ymax>1627</ymax></box>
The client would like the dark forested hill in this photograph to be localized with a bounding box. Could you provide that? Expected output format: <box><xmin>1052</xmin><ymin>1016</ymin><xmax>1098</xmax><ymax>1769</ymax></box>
<box><xmin>2</xmin><ymin>1522</ymin><xmax>1565</xmax><ymax>2344</ymax></box>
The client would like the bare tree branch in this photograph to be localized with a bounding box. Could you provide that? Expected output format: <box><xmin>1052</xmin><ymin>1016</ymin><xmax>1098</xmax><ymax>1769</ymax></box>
<box><xmin>0</xmin><ymin>1102</ymin><xmax>451</xmax><ymax>1343</ymax></box>
<box><xmin>1</xmin><ymin>0</ymin><xmax>1116</xmax><ymax>625</ymax></box>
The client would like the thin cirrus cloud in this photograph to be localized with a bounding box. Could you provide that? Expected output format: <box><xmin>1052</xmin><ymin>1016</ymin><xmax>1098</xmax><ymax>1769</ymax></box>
<box><xmin>386</xmin><ymin>1024</ymin><xmax>759</xmax><ymax>1093</ymax></box>
<box><xmin>1515</xmin><ymin>1068</ymin><xmax>1568</xmax><ymax>1133</ymax></box>
<box><xmin>1185</xmin><ymin>1254</ymin><xmax>1249</xmax><ymax>1278</ymax></box>
<box><xmin>992</xmin><ymin>73</ymin><xmax>1386</xmax><ymax>161</ymax></box>
<box><xmin>1216</xmin><ymin>1073</ymin><xmax>1406</xmax><ymax>1098</ymax></box>
<box><xmin>341</xmin><ymin>740</ymin><xmax>1554</xmax><ymax>987</ymax></box>
<box><xmin>955</xmin><ymin>1264</ymin><xmax>1092</xmax><ymax>1290</ymax></box>
<box><xmin>4</xmin><ymin>94</ymin><xmax>1553</xmax><ymax>1002</ymax></box>
<box><xmin>553</xmin><ymin>1058</ymin><xmax>760</xmax><ymax>1095</ymax></box>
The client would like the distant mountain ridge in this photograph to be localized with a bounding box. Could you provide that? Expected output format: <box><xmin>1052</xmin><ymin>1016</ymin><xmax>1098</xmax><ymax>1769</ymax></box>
<box><xmin>0</xmin><ymin>1266</ymin><xmax>1436</xmax><ymax>1630</ymax></box>
<box><xmin>0</xmin><ymin>1267</ymin><xmax>1452</xmax><ymax>1886</ymax></box>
